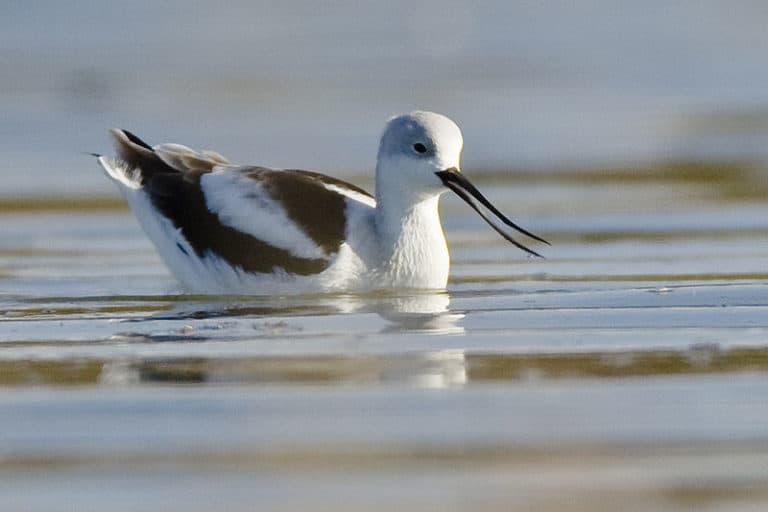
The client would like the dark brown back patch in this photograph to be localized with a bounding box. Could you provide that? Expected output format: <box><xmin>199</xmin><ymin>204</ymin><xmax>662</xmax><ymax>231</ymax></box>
<box><xmin>253</xmin><ymin>169</ymin><xmax>365</xmax><ymax>255</ymax></box>
<box><xmin>146</xmin><ymin>172</ymin><xmax>331</xmax><ymax>276</ymax></box>
<box><xmin>113</xmin><ymin>129</ymin><xmax>371</xmax><ymax>277</ymax></box>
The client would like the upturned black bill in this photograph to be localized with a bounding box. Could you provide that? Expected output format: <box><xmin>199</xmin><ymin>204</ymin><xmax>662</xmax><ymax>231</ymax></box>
<box><xmin>435</xmin><ymin>168</ymin><xmax>549</xmax><ymax>258</ymax></box>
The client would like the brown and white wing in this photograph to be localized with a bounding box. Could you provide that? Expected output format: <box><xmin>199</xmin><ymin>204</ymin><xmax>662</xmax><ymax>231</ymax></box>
<box><xmin>100</xmin><ymin>129</ymin><xmax>374</xmax><ymax>277</ymax></box>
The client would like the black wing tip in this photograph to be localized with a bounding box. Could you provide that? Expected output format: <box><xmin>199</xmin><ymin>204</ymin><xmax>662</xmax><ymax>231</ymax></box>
<box><xmin>119</xmin><ymin>129</ymin><xmax>153</xmax><ymax>150</ymax></box>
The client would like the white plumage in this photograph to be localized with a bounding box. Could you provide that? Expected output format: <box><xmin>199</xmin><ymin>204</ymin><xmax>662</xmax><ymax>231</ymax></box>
<box><xmin>98</xmin><ymin>111</ymin><xmax>546</xmax><ymax>294</ymax></box>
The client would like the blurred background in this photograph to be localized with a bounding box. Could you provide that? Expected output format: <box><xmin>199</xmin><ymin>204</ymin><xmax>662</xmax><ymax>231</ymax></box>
<box><xmin>3</xmin><ymin>0</ymin><xmax>768</xmax><ymax>195</ymax></box>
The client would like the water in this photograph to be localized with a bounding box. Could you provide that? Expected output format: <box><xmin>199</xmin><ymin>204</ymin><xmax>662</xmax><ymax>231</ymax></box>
<box><xmin>3</xmin><ymin>2</ymin><xmax>768</xmax><ymax>511</ymax></box>
<box><xmin>3</xmin><ymin>169</ymin><xmax>768</xmax><ymax>510</ymax></box>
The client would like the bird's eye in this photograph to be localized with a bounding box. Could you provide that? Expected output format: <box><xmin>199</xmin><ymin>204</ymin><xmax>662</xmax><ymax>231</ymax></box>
<box><xmin>413</xmin><ymin>142</ymin><xmax>427</xmax><ymax>154</ymax></box>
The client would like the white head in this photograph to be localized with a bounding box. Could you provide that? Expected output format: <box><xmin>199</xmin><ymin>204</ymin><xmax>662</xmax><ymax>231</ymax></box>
<box><xmin>376</xmin><ymin>111</ymin><xmax>464</xmax><ymax>202</ymax></box>
<box><xmin>375</xmin><ymin>111</ymin><xmax>549</xmax><ymax>257</ymax></box>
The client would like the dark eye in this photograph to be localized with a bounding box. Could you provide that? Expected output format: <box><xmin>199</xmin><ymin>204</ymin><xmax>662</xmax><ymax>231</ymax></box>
<box><xmin>413</xmin><ymin>142</ymin><xmax>427</xmax><ymax>154</ymax></box>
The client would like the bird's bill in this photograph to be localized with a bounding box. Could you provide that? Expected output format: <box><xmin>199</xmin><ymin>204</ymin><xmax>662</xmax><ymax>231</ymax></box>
<box><xmin>435</xmin><ymin>168</ymin><xmax>549</xmax><ymax>258</ymax></box>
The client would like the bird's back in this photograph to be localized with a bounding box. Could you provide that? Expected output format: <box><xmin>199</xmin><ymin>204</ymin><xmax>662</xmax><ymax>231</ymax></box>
<box><xmin>98</xmin><ymin>129</ymin><xmax>377</xmax><ymax>293</ymax></box>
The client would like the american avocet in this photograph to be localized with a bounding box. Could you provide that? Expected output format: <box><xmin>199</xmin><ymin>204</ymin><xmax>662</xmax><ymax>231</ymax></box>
<box><xmin>97</xmin><ymin>111</ymin><xmax>547</xmax><ymax>294</ymax></box>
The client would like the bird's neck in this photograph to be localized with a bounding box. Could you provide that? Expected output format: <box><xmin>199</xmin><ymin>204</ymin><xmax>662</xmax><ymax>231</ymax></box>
<box><xmin>373</xmin><ymin>192</ymin><xmax>450</xmax><ymax>289</ymax></box>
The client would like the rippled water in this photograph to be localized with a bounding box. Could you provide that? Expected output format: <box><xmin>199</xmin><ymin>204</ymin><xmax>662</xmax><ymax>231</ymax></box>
<box><xmin>2</xmin><ymin>165</ymin><xmax>768</xmax><ymax>511</ymax></box>
<box><xmin>4</xmin><ymin>1</ymin><xmax>768</xmax><ymax>510</ymax></box>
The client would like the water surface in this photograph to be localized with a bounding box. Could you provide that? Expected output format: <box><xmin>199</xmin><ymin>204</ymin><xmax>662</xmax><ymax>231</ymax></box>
<box><xmin>2</xmin><ymin>164</ymin><xmax>768</xmax><ymax>511</ymax></box>
<box><xmin>3</xmin><ymin>2</ymin><xmax>768</xmax><ymax>510</ymax></box>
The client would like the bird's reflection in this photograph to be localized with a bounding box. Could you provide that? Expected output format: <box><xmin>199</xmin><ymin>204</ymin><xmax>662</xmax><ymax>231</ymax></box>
<box><xmin>100</xmin><ymin>349</ymin><xmax>468</xmax><ymax>388</ymax></box>
<box><xmin>378</xmin><ymin>349</ymin><xmax>467</xmax><ymax>388</ymax></box>
<box><xmin>119</xmin><ymin>288</ymin><xmax>464</xmax><ymax>335</ymax></box>
<box><xmin>368</xmin><ymin>290</ymin><xmax>465</xmax><ymax>334</ymax></box>
<box><xmin>102</xmin><ymin>290</ymin><xmax>467</xmax><ymax>387</ymax></box>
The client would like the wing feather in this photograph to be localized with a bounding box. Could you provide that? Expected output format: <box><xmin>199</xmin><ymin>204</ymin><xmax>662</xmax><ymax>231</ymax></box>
<box><xmin>105</xmin><ymin>129</ymin><xmax>374</xmax><ymax>277</ymax></box>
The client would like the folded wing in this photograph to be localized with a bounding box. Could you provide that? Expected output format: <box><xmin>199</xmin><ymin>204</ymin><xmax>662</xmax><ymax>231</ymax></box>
<box><xmin>105</xmin><ymin>129</ymin><xmax>374</xmax><ymax>276</ymax></box>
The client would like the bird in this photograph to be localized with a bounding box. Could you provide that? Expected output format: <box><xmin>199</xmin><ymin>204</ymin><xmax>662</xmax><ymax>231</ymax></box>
<box><xmin>96</xmin><ymin>111</ymin><xmax>547</xmax><ymax>294</ymax></box>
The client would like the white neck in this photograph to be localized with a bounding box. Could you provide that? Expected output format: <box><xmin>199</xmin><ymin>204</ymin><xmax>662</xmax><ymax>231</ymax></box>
<box><xmin>373</xmin><ymin>190</ymin><xmax>450</xmax><ymax>289</ymax></box>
